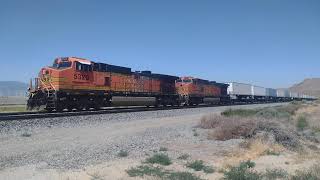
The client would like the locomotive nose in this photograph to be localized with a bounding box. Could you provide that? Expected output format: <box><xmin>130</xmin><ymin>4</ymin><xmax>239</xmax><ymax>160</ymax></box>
<box><xmin>41</xmin><ymin>68</ymin><xmax>50</xmax><ymax>75</ymax></box>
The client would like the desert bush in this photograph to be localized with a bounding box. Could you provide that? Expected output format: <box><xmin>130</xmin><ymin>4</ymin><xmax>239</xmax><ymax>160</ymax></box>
<box><xmin>296</xmin><ymin>115</ymin><xmax>309</xmax><ymax>131</ymax></box>
<box><xmin>126</xmin><ymin>165</ymin><xmax>166</xmax><ymax>177</ymax></box>
<box><xmin>291</xmin><ymin>164</ymin><xmax>320</xmax><ymax>180</ymax></box>
<box><xmin>186</xmin><ymin>160</ymin><xmax>214</xmax><ymax>174</ymax></box>
<box><xmin>222</xmin><ymin>109</ymin><xmax>259</xmax><ymax>117</ymax></box>
<box><xmin>126</xmin><ymin>165</ymin><xmax>202</xmax><ymax>180</ymax></box>
<box><xmin>277</xmin><ymin>103</ymin><xmax>302</xmax><ymax>115</ymax></box>
<box><xmin>209</xmin><ymin>116</ymin><xmax>257</xmax><ymax>140</ymax></box>
<box><xmin>264</xmin><ymin>149</ymin><xmax>280</xmax><ymax>156</ymax></box>
<box><xmin>177</xmin><ymin>154</ymin><xmax>190</xmax><ymax>160</ymax></box>
<box><xmin>220</xmin><ymin>103</ymin><xmax>302</xmax><ymax>120</ymax></box>
<box><xmin>264</xmin><ymin>169</ymin><xmax>288</xmax><ymax>179</ymax></box>
<box><xmin>186</xmin><ymin>160</ymin><xmax>205</xmax><ymax>171</ymax></box>
<box><xmin>257</xmin><ymin>121</ymin><xmax>300</xmax><ymax>149</ymax></box>
<box><xmin>167</xmin><ymin>171</ymin><xmax>202</xmax><ymax>180</ymax></box>
<box><xmin>199</xmin><ymin>115</ymin><xmax>222</xmax><ymax>129</ymax></box>
<box><xmin>255</xmin><ymin>107</ymin><xmax>291</xmax><ymax>120</ymax></box>
<box><xmin>223</xmin><ymin>160</ymin><xmax>261</xmax><ymax>180</ymax></box>
<box><xmin>21</xmin><ymin>131</ymin><xmax>32</xmax><ymax>137</ymax></box>
<box><xmin>159</xmin><ymin>147</ymin><xmax>168</xmax><ymax>151</ymax></box>
<box><xmin>145</xmin><ymin>153</ymin><xmax>172</xmax><ymax>166</ymax></box>
<box><xmin>203</xmin><ymin>166</ymin><xmax>215</xmax><ymax>174</ymax></box>
<box><xmin>117</xmin><ymin>150</ymin><xmax>128</xmax><ymax>157</ymax></box>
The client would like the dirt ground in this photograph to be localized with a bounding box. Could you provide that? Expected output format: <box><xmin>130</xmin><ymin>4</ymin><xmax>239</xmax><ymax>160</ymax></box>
<box><xmin>0</xmin><ymin>102</ymin><xmax>319</xmax><ymax>180</ymax></box>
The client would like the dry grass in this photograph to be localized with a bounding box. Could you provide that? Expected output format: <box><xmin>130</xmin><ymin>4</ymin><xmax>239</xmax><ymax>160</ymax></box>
<box><xmin>0</xmin><ymin>105</ymin><xmax>26</xmax><ymax>112</ymax></box>
<box><xmin>199</xmin><ymin>104</ymin><xmax>307</xmax><ymax>149</ymax></box>
<box><xmin>200</xmin><ymin>115</ymin><xmax>258</xmax><ymax>141</ymax></box>
<box><xmin>296</xmin><ymin>104</ymin><xmax>320</xmax><ymax>132</ymax></box>
<box><xmin>291</xmin><ymin>164</ymin><xmax>320</xmax><ymax>180</ymax></box>
<box><xmin>199</xmin><ymin>114</ymin><xmax>221</xmax><ymax>129</ymax></box>
<box><xmin>222</xmin><ymin>138</ymin><xmax>284</xmax><ymax>168</ymax></box>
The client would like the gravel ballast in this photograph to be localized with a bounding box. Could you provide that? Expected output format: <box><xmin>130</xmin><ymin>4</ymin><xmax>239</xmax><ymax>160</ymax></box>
<box><xmin>0</xmin><ymin>103</ymin><xmax>287</xmax><ymax>171</ymax></box>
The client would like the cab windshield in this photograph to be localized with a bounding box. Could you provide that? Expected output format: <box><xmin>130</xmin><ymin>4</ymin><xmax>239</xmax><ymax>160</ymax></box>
<box><xmin>183</xmin><ymin>79</ymin><xmax>192</xmax><ymax>83</ymax></box>
<box><xmin>52</xmin><ymin>60</ymin><xmax>72</xmax><ymax>69</ymax></box>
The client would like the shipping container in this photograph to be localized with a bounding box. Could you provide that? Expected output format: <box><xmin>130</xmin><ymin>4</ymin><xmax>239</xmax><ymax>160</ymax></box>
<box><xmin>276</xmin><ymin>89</ymin><xmax>290</xmax><ymax>98</ymax></box>
<box><xmin>290</xmin><ymin>92</ymin><xmax>298</xmax><ymax>98</ymax></box>
<box><xmin>227</xmin><ymin>82</ymin><xmax>252</xmax><ymax>96</ymax></box>
<box><xmin>266</xmin><ymin>88</ymin><xmax>277</xmax><ymax>97</ymax></box>
<box><xmin>251</xmin><ymin>85</ymin><xmax>266</xmax><ymax>96</ymax></box>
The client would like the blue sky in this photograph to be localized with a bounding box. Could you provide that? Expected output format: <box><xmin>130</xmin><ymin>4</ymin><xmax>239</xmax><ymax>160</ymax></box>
<box><xmin>0</xmin><ymin>0</ymin><xmax>319</xmax><ymax>88</ymax></box>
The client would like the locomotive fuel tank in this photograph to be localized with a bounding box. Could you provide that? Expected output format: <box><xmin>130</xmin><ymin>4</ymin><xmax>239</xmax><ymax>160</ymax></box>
<box><xmin>111</xmin><ymin>96</ymin><xmax>156</xmax><ymax>106</ymax></box>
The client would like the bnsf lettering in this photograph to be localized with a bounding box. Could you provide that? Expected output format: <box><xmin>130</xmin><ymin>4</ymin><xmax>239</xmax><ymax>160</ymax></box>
<box><xmin>74</xmin><ymin>74</ymin><xmax>89</xmax><ymax>80</ymax></box>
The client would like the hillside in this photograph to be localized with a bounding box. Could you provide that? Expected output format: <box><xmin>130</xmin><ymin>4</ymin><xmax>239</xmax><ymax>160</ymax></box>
<box><xmin>289</xmin><ymin>78</ymin><xmax>320</xmax><ymax>97</ymax></box>
<box><xmin>0</xmin><ymin>81</ymin><xmax>28</xmax><ymax>96</ymax></box>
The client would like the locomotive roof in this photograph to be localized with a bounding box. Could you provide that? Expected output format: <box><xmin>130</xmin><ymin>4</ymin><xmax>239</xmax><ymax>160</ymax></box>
<box><xmin>62</xmin><ymin>57</ymin><xmax>179</xmax><ymax>80</ymax></box>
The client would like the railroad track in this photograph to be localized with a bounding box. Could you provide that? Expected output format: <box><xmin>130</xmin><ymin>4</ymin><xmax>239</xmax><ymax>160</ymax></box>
<box><xmin>0</xmin><ymin>102</ymin><xmax>290</xmax><ymax>121</ymax></box>
<box><xmin>0</xmin><ymin>104</ymin><xmax>220</xmax><ymax>121</ymax></box>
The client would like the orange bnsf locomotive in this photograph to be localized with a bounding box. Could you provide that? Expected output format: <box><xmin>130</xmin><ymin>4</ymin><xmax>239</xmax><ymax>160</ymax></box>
<box><xmin>27</xmin><ymin>57</ymin><xmax>229</xmax><ymax>111</ymax></box>
<box><xmin>27</xmin><ymin>57</ymin><xmax>180</xmax><ymax>111</ymax></box>
<box><xmin>176</xmin><ymin>77</ymin><xmax>229</xmax><ymax>106</ymax></box>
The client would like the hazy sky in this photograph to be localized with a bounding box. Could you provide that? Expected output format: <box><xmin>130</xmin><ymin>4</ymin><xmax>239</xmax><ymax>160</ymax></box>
<box><xmin>0</xmin><ymin>0</ymin><xmax>319</xmax><ymax>88</ymax></box>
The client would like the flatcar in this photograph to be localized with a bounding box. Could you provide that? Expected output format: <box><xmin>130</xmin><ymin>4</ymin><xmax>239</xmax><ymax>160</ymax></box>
<box><xmin>27</xmin><ymin>57</ymin><xmax>179</xmax><ymax>111</ymax></box>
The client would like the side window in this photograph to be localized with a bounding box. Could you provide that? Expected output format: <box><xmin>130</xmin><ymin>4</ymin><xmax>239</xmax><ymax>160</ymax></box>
<box><xmin>104</xmin><ymin>77</ymin><xmax>111</xmax><ymax>86</ymax></box>
<box><xmin>76</xmin><ymin>62</ymin><xmax>82</xmax><ymax>71</ymax></box>
<box><xmin>93</xmin><ymin>63</ymin><xmax>99</xmax><ymax>71</ymax></box>
<box><xmin>75</xmin><ymin>62</ymin><xmax>92</xmax><ymax>72</ymax></box>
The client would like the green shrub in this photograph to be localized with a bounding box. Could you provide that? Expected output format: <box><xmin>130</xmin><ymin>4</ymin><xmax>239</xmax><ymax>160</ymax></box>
<box><xmin>203</xmin><ymin>166</ymin><xmax>215</xmax><ymax>174</ymax></box>
<box><xmin>264</xmin><ymin>149</ymin><xmax>280</xmax><ymax>156</ymax></box>
<box><xmin>117</xmin><ymin>150</ymin><xmax>128</xmax><ymax>157</ymax></box>
<box><xmin>126</xmin><ymin>165</ymin><xmax>202</xmax><ymax>180</ymax></box>
<box><xmin>221</xmin><ymin>103</ymin><xmax>302</xmax><ymax>119</ymax></box>
<box><xmin>145</xmin><ymin>153</ymin><xmax>172</xmax><ymax>166</ymax></box>
<box><xmin>177</xmin><ymin>154</ymin><xmax>190</xmax><ymax>160</ymax></box>
<box><xmin>186</xmin><ymin>160</ymin><xmax>214</xmax><ymax>174</ymax></box>
<box><xmin>297</xmin><ymin>115</ymin><xmax>308</xmax><ymax>131</ymax></box>
<box><xmin>159</xmin><ymin>147</ymin><xmax>168</xmax><ymax>151</ymax></box>
<box><xmin>186</xmin><ymin>160</ymin><xmax>205</xmax><ymax>171</ymax></box>
<box><xmin>21</xmin><ymin>131</ymin><xmax>32</xmax><ymax>137</ymax></box>
<box><xmin>255</xmin><ymin>108</ymin><xmax>291</xmax><ymax>120</ymax></box>
<box><xmin>126</xmin><ymin>165</ymin><xmax>166</xmax><ymax>177</ymax></box>
<box><xmin>223</xmin><ymin>160</ymin><xmax>261</xmax><ymax>180</ymax></box>
<box><xmin>167</xmin><ymin>172</ymin><xmax>202</xmax><ymax>180</ymax></box>
<box><xmin>222</xmin><ymin>109</ymin><xmax>259</xmax><ymax>117</ymax></box>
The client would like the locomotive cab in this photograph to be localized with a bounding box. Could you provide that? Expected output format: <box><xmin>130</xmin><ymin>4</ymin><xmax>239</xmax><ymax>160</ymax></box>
<box><xmin>27</xmin><ymin>57</ymin><xmax>94</xmax><ymax>111</ymax></box>
<box><xmin>176</xmin><ymin>76</ymin><xmax>223</xmax><ymax>106</ymax></box>
<box><xmin>52</xmin><ymin>58</ymin><xmax>72</xmax><ymax>69</ymax></box>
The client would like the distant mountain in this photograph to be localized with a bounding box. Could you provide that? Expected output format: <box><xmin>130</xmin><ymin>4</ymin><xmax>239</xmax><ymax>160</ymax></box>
<box><xmin>0</xmin><ymin>81</ymin><xmax>28</xmax><ymax>97</ymax></box>
<box><xmin>289</xmin><ymin>78</ymin><xmax>320</xmax><ymax>97</ymax></box>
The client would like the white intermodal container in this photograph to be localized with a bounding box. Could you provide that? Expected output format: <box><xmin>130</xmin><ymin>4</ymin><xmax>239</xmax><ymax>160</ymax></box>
<box><xmin>266</xmin><ymin>88</ymin><xmax>277</xmax><ymax>97</ymax></box>
<box><xmin>277</xmin><ymin>89</ymin><xmax>290</xmax><ymax>98</ymax></box>
<box><xmin>290</xmin><ymin>92</ymin><xmax>298</xmax><ymax>98</ymax></box>
<box><xmin>251</xmin><ymin>85</ymin><xmax>266</xmax><ymax>96</ymax></box>
<box><xmin>227</xmin><ymin>82</ymin><xmax>252</xmax><ymax>96</ymax></box>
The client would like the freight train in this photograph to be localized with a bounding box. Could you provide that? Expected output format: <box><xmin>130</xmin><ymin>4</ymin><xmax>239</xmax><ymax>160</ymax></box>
<box><xmin>27</xmin><ymin>57</ymin><xmax>316</xmax><ymax>111</ymax></box>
